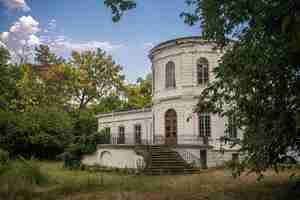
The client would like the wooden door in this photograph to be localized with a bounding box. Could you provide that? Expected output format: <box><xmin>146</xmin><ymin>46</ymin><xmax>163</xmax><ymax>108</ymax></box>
<box><xmin>165</xmin><ymin>109</ymin><xmax>177</xmax><ymax>145</ymax></box>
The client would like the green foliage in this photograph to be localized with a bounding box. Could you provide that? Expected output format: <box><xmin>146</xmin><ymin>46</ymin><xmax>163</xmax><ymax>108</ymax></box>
<box><xmin>92</xmin><ymin>94</ymin><xmax>124</xmax><ymax>113</ymax></box>
<box><xmin>124</xmin><ymin>73</ymin><xmax>152</xmax><ymax>109</ymax></box>
<box><xmin>0</xmin><ymin>47</ymin><xmax>20</xmax><ymax>112</ymax></box>
<box><xmin>0</xmin><ymin>149</ymin><xmax>9</xmax><ymax>166</ymax></box>
<box><xmin>0</xmin><ymin>158</ymin><xmax>48</xmax><ymax>186</ymax></box>
<box><xmin>67</xmin><ymin>129</ymin><xmax>110</xmax><ymax>157</ymax></box>
<box><xmin>104</xmin><ymin>0</ymin><xmax>136</xmax><ymax>22</ymax></box>
<box><xmin>0</xmin><ymin>107</ymin><xmax>73</xmax><ymax>159</ymax></box>
<box><xmin>0</xmin><ymin>45</ymin><xmax>127</xmax><ymax>160</ymax></box>
<box><xmin>0</xmin><ymin>149</ymin><xmax>9</xmax><ymax>175</ymax></box>
<box><xmin>35</xmin><ymin>44</ymin><xmax>65</xmax><ymax>65</ymax></box>
<box><xmin>70</xmin><ymin>49</ymin><xmax>125</xmax><ymax>109</ymax></box>
<box><xmin>72</xmin><ymin>109</ymin><xmax>97</xmax><ymax>136</ymax></box>
<box><xmin>194</xmin><ymin>1</ymin><xmax>300</xmax><ymax>174</ymax></box>
<box><xmin>0</xmin><ymin>46</ymin><xmax>10</xmax><ymax>64</ymax></box>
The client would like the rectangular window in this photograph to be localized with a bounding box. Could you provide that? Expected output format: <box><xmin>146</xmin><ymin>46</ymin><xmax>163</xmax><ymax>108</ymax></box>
<box><xmin>134</xmin><ymin>124</ymin><xmax>142</xmax><ymax>144</ymax></box>
<box><xmin>118</xmin><ymin>126</ymin><xmax>125</xmax><ymax>144</ymax></box>
<box><xmin>199</xmin><ymin>113</ymin><xmax>211</xmax><ymax>137</ymax></box>
<box><xmin>103</xmin><ymin>127</ymin><xmax>111</xmax><ymax>144</ymax></box>
<box><xmin>228</xmin><ymin>116</ymin><xmax>237</xmax><ymax>138</ymax></box>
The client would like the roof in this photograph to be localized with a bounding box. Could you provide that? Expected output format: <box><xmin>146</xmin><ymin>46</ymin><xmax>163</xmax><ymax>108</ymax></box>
<box><xmin>148</xmin><ymin>36</ymin><xmax>217</xmax><ymax>59</ymax></box>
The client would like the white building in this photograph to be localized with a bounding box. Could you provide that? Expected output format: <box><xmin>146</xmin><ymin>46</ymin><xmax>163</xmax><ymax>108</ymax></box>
<box><xmin>82</xmin><ymin>37</ymin><xmax>240</xmax><ymax>170</ymax></box>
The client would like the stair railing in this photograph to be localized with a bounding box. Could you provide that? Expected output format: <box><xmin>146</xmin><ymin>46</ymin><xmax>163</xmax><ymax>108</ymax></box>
<box><xmin>177</xmin><ymin>149</ymin><xmax>200</xmax><ymax>164</ymax></box>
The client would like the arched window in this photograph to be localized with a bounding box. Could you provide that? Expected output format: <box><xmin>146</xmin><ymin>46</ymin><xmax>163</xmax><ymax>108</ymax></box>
<box><xmin>165</xmin><ymin>109</ymin><xmax>177</xmax><ymax>145</ymax></box>
<box><xmin>165</xmin><ymin>61</ymin><xmax>176</xmax><ymax>88</ymax></box>
<box><xmin>197</xmin><ymin>58</ymin><xmax>209</xmax><ymax>84</ymax></box>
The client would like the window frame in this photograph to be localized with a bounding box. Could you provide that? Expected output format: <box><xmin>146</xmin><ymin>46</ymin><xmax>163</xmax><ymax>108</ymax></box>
<box><xmin>197</xmin><ymin>58</ymin><xmax>209</xmax><ymax>85</ymax></box>
<box><xmin>165</xmin><ymin>61</ymin><xmax>176</xmax><ymax>89</ymax></box>
<box><xmin>198</xmin><ymin>113</ymin><xmax>211</xmax><ymax>137</ymax></box>
<box><xmin>118</xmin><ymin>126</ymin><xmax>125</xmax><ymax>144</ymax></box>
<box><xmin>134</xmin><ymin>124</ymin><xmax>142</xmax><ymax>144</ymax></box>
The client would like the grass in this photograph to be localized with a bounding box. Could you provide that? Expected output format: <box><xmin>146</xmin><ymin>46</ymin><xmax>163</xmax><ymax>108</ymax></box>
<box><xmin>1</xmin><ymin>161</ymin><xmax>300</xmax><ymax>200</ymax></box>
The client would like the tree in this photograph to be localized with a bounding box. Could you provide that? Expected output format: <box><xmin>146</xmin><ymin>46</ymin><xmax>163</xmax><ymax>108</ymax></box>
<box><xmin>0</xmin><ymin>107</ymin><xmax>73</xmax><ymax>159</ymax></box>
<box><xmin>104</xmin><ymin>0</ymin><xmax>136</xmax><ymax>22</ymax></box>
<box><xmin>104</xmin><ymin>0</ymin><xmax>300</xmax><ymax>173</ymax></box>
<box><xmin>70</xmin><ymin>49</ymin><xmax>124</xmax><ymax>110</ymax></box>
<box><xmin>0</xmin><ymin>47</ymin><xmax>20</xmax><ymax>111</ymax></box>
<box><xmin>35</xmin><ymin>44</ymin><xmax>64</xmax><ymax>65</ymax></box>
<box><xmin>92</xmin><ymin>94</ymin><xmax>124</xmax><ymax>113</ymax></box>
<box><xmin>124</xmin><ymin>73</ymin><xmax>152</xmax><ymax>109</ymax></box>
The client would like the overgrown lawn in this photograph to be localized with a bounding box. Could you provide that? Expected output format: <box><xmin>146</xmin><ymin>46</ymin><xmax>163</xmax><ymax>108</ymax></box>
<box><xmin>1</xmin><ymin>161</ymin><xmax>300</xmax><ymax>200</ymax></box>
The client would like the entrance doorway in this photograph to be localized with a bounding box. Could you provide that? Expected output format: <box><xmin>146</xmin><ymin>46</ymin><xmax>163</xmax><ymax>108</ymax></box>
<box><xmin>165</xmin><ymin>109</ymin><xmax>177</xmax><ymax>145</ymax></box>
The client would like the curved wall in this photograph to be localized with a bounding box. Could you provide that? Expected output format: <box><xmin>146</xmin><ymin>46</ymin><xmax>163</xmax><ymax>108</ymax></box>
<box><xmin>149</xmin><ymin>37</ymin><xmax>226</xmax><ymax>144</ymax></box>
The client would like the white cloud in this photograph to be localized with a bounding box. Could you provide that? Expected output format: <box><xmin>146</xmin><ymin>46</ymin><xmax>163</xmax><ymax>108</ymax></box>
<box><xmin>54</xmin><ymin>40</ymin><xmax>123</xmax><ymax>52</ymax></box>
<box><xmin>0</xmin><ymin>16</ymin><xmax>123</xmax><ymax>63</ymax></box>
<box><xmin>0</xmin><ymin>0</ymin><xmax>30</xmax><ymax>12</ymax></box>
<box><xmin>9</xmin><ymin>16</ymin><xmax>40</xmax><ymax>35</ymax></box>
<box><xmin>42</xmin><ymin>34</ymin><xmax>123</xmax><ymax>55</ymax></box>
<box><xmin>0</xmin><ymin>15</ymin><xmax>40</xmax><ymax>62</ymax></box>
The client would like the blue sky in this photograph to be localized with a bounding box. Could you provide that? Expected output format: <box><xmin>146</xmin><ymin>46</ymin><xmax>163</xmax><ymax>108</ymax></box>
<box><xmin>0</xmin><ymin>0</ymin><xmax>201</xmax><ymax>82</ymax></box>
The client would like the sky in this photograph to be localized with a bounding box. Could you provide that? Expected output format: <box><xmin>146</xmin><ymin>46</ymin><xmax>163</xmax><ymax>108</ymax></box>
<box><xmin>0</xmin><ymin>0</ymin><xmax>201</xmax><ymax>82</ymax></box>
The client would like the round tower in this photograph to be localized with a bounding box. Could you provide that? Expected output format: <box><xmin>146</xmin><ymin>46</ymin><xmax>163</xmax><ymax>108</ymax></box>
<box><xmin>149</xmin><ymin>36</ymin><xmax>225</xmax><ymax>145</ymax></box>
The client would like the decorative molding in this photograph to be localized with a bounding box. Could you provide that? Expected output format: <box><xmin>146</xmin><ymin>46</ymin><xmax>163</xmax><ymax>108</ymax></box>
<box><xmin>96</xmin><ymin>108</ymin><xmax>152</xmax><ymax>119</ymax></box>
<box><xmin>100</xmin><ymin>116</ymin><xmax>152</xmax><ymax>124</ymax></box>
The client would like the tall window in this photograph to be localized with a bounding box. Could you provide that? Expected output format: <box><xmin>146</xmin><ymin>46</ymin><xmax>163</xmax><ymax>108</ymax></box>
<box><xmin>152</xmin><ymin>67</ymin><xmax>155</xmax><ymax>93</ymax></box>
<box><xmin>228</xmin><ymin>116</ymin><xmax>238</xmax><ymax>138</ymax></box>
<box><xmin>118</xmin><ymin>126</ymin><xmax>125</xmax><ymax>144</ymax></box>
<box><xmin>103</xmin><ymin>127</ymin><xmax>111</xmax><ymax>144</ymax></box>
<box><xmin>199</xmin><ymin>113</ymin><xmax>211</xmax><ymax>137</ymax></box>
<box><xmin>134</xmin><ymin>124</ymin><xmax>142</xmax><ymax>144</ymax></box>
<box><xmin>197</xmin><ymin>58</ymin><xmax>209</xmax><ymax>84</ymax></box>
<box><xmin>165</xmin><ymin>61</ymin><xmax>176</xmax><ymax>88</ymax></box>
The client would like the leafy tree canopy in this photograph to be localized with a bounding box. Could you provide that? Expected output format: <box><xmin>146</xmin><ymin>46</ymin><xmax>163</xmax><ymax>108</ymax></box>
<box><xmin>70</xmin><ymin>49</ymin><xmax>125</xmax><ymax>110</ymax></box>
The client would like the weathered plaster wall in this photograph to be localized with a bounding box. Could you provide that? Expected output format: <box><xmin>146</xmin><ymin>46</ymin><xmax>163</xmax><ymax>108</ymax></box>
<box><xmin>97</xmin><ymin>109</ymin><xmax>153</xmax><ymax>143</ymax></box>
<box><xmin>82</xmin><ymin>148</ymin><xmax>145</xmax><ymax>169</ymax></box>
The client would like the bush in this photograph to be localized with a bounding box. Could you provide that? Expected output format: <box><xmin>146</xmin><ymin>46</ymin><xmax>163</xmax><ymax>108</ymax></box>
<box><xmin>1</xmin><ymin>157</ymin><xmax>48</xmax><ymax>186</ymax></box>
<box><xmin>0</xmin><ymin>107</ymin><xmax>73</xmax><ymax>160</ymax></box>
<box><xmin>0</xmin><ymin>149</ymin><xmax>9</xmax><ymax>175</ymax></box>
<box><xmin>0</xmin><ymin>149</ymin><xmax>9</xmax><ymax>166</ymax></box>
<box><xmin>0</xmin><ymin>158</ymin><xmax>49</xmax><ymax>200</ymax></box>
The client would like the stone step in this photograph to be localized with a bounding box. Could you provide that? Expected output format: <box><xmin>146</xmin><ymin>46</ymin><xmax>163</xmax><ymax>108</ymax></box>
<box><xmin>152</xmin><ymin>160</ymin><xmax>187</xmax><ymax>166</ymax></box>
<box><xmin>145</xmin><ymin>145</ymin><xmax>199</xmax><ymax>175</ymax></box>
<box><xmin>151</xmin><ymin>159</ymin><xmax>183</xmax><ymax>162</ymax></box>
<box><xmin>151</xmin><ymin>164</ymin><xmax>188</xmax><ymax>168</ymax></box>
<box><xmin>144</xmin><ymin>169</ymin><xmax>201</xmax><ymax>175</ymax></box>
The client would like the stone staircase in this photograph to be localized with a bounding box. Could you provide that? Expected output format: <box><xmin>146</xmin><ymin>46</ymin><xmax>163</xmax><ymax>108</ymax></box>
<box><xmin>144</xmin><ymin>145</ymin><xmax>200</xmax><ymax>175</ymax></box>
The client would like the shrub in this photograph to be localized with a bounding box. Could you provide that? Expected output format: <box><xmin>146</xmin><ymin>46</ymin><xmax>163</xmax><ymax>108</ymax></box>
<box><xmin>0</xmin><ymin>149</ymin><xmax>9</xmax><ymax>166</ymax></box>
<box><xmin>1</xmin><ymin>157</ymin><xmax>48</xmax><ymax>186</ymax></box>
<box><xmin>0</xmin><ymin>149</ymin><xmax>9</xmax><ymax>175</ymax></box>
